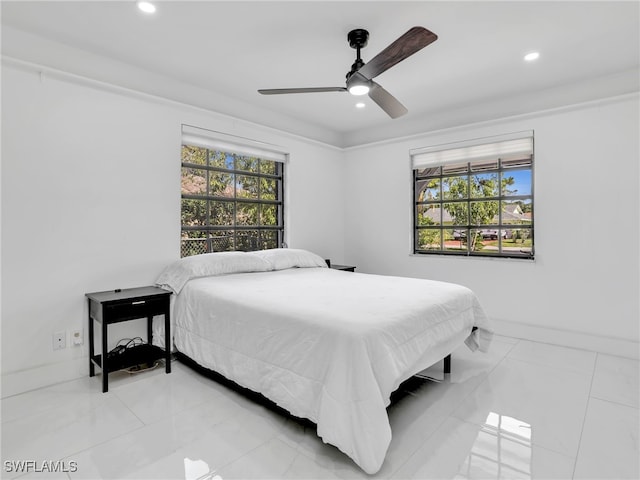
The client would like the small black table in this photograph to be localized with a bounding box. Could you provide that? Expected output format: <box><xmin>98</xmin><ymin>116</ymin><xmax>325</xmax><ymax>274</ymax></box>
<box><xmin>330</xmin><ymin>264</ymin><xmax>356</xmax><ymax>272</ymax></box>
<box><xmin>85</xmin><ymin>286</ymin><xmax>172</xmax><ymax>392</ymax></box>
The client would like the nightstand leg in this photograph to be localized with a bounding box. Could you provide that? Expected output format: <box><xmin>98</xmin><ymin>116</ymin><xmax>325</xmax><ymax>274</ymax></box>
<box><xmin>147</xmin><ymin>315</ymin><xmax>153</xmax><ymax>345</ymax></box>
<box><xmin>88</xmin><ymin>300</ymin><xmax>95</xmax><ymax>377</ymax></box>
<box><xmin>102</xmin><ymin>320</ymin><xmax>108</xmax><ymax>393</ymax></box>
<box><xmin>165</xmin><ymin>307</ymin><xmax>171</xmax><ymax>374</ymax></box>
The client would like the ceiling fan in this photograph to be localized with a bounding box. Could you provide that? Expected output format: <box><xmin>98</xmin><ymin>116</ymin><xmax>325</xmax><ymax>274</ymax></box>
<box><xmin>258</xmin><ymin>26</ymin><xmax>438</xmax><ymax>119</ymax></box>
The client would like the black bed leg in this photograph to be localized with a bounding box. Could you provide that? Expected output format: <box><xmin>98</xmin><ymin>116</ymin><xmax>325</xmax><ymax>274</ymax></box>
<box><xmin>444</xmin><ymin>354</ymin><xmax>451</xmax><ymax>375</ymax></box>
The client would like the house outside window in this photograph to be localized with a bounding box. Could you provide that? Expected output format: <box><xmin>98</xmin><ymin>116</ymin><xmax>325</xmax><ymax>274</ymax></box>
<box><xmin>412</xmin><ymin>132</ymin><xmax>534</xmax><ymax>259</ymax></box>
<box><xmin>180</xmin><ymin>125</ymin><xmax>286</xmax><ymax>257</ymax></box>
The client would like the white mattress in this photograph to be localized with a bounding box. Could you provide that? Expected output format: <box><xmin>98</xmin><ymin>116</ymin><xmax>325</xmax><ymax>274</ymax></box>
<box><xmin>172</xmin><ymin>267</ymin><xmax>492</xmax><ymax>474</ymax></box>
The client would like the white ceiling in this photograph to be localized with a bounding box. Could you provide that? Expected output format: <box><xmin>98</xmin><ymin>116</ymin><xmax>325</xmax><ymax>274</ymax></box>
<box><xmin>2</xmin><ymin>1</ymin><xmax>639</xmax><ymax>148</ymax></box>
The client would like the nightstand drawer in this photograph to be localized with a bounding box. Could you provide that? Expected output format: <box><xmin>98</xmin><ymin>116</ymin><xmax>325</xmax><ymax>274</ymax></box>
<box><xmin>102</xmin><ymin>296</ymin><xmax>167</xmax><ymax>323</ymax></box>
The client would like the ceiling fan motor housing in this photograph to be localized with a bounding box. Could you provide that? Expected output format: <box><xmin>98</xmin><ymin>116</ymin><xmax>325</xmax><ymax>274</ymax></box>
<box><xmin>348</xmin><ymin>29</ymin><xmax>369</xmax><ymax>49</ymax></box>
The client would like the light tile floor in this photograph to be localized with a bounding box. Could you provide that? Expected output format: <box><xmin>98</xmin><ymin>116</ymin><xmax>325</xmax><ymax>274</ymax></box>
<box><xmin>2</xmin><ymin>336</ymin><xmax>638</xmax><ymax>479</ymax></box>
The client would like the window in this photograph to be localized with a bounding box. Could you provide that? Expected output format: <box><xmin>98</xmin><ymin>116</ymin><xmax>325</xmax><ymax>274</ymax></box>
<box><xmin>180</xmin><ymin>125</ymin><xmax>286</xmax><ymax>257</ymax></box>
<box><xmin>412</xmin><ymin>133</ymin><xmax>534</xmax><ymax>259</ymax></box>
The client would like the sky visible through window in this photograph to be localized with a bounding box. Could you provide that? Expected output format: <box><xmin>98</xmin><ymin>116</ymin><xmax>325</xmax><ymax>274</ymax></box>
<box><xmin>508</xmin><ymin>170</ymin><xmax>531</xmax><ymax>196</ymax></box>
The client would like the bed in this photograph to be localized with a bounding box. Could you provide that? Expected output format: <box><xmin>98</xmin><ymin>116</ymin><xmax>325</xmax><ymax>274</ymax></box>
<box><xmin>155</xmin><ymin>248</ymin><xmax>493</xmax><ymax>474</ymax></box>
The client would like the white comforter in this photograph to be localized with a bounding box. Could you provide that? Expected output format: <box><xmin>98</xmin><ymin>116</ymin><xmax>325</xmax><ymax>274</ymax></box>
<box><xmin>172</xmin><ymin>267</ymin><xmax>492</xmax><ymax>474</ymax></box>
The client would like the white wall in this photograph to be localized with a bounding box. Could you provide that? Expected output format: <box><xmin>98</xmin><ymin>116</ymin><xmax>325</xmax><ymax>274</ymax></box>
<box><xmin>2</xmin><ymin>57</ymin><xmax>637</xmax><ymax>397</ymax></box>
<box><xmin>1</xmin><ymin>62</ymin><xmax>346</xmax><ymax>396</ymax></box>
<box><xmin>343</xmin><ymin>95</ymin><xmax>639</xmax><ymax>357</ymax></box>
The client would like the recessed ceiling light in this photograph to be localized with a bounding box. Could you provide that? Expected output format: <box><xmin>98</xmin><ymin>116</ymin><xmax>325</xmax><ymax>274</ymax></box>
<box><xmin>524</xmin><ymin>52</ymin><xmax>540</xmax><ymax>62</ymax></box>
<box><xmin>356</xmin><ymin>102</ymin><xmax>366</xmax><ymax>109</ymax></box>
<box><xmin>137</xmin><ymin>1</ymin><xmax>156</xmax><ymax>14</ymax></box>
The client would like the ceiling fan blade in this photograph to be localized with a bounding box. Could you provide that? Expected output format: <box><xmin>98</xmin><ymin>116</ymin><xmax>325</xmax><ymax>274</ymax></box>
<box><xmin>368</xmin><ymin>82</ymin><xmax>408</xmax><ymax>119</ymax></box>
<box><xmin>357</xmin><ymin>26</ymin><xmax>438</xmax><ymax>80</ymax></box>
<box><xmin>258</xmin><ymin>87</ymin><xmax>347</xmax><ymax>95</ymax></box>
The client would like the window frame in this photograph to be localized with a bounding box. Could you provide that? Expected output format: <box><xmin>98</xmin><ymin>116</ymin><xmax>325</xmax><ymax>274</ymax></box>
<box><xmin>180</xmin><ymin>144</ymin><xmax>285</xmax><ymax>257</ymax></box>
<box><xmin>412</xmin><ymin>139</ymin><xmax>534</xmax><ymax>260</ymax></box>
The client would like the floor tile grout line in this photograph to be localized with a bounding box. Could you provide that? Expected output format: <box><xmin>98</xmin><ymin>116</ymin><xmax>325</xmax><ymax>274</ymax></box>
<box><xmin>61</xmin><ymin>421</ymin><xmax>150</xmax><ymax>471</ymax></box>
<box><xmin>53</xmin><ymin>379</ymin><xmax>168</xmax><ymax>479</ymax></box>
<box><xmin>95</xmin><ymin>377</ymin><xmax>237</xmax><ymax>478</ymax></box>
<box><xmin>72</xmin><ymin>411</ymin><xmax>245</xmax><ymax>480</ymax></box>
<box><xmin>0</xmin><ymin>388</ymin><xmax>113</xmax><ymax>426</ymax></box>
<box><xmin>588</xmin><ymin>394</ymin><xmax>640</xmax><ymax>411</ymax></box>
<box><xmin>207</xmin><ymin>428</ymin><xmax>281</xmax><ymax>478</ymax></box>
<box><xmin>77</xmin><ymin>371</ymin><xmax>290</xmax><ymax>478</ymax></box>
<box><xmin>0</xmin><ymin>375</ymin><xmax>93</xmax><ymax>401</ymax></box>
<box><xmin>11</xmin><ymin>469</ymin><xmax>72</xmax><ymax>480</ymax></box>
<box><xmin>441</xmin><ymin>340</ymin><xmax>591</xmax><ymax>463</ymax></box>
<box><xmin>500</xmin><ymin>337</ymin><xmax>638</xmax><ymax>361</ymax></box>
<box><xmin>225</xmin><ymin>436</ymin><xmax>300</xmax><ymax>479</ymax></box>
<box><xmin>498</xmin><ymin>355</ymin><xmax>595</xmax><ymax>381</ymax></box>
<box><xmin>111</xmin><ymin>388</ymin><xmax>150</xmax><ymax>428</ymax></box>
<box><xmin>0</xmin><ymin>366</ymin><xmax>177</xmax><ymax>426</ymax></box>
<box><xmin>286</xmin><ymin>444</ymin><xmax>364</xmax><ymax>479</ymax></box>
<box><xmin>386</xmin><ymin>340</ymin><xmax>519</xmax><ymax>478</ymax></box>
<box><xmin>503</xmin><ymin>344</ymin><xmax>598</xmax><ymax>377</ymax></box>
<box><xmin>454</xmin><ymin>414</ymin><xmax>578</xmax><ymax>461</ymax></box>
<box><xmin>279</xmin><ymin>450</ymin><xmax>306</xmax><ymax>479</ymax></box>
<box><xmin>5</xmin><ymin>420</ymin><xmax>147</xmax><ymax>480</ymax></box>
<box><xmin>110</xmin><ymin>369</ymin><xmax>225</xmax><ymax>428</ymax></box>
<box><xmin>570</xmin><ymin>351</ymin><xmax>599</xmax><ymax>479</ymax></box>
<box><xmin>1</xmin><ymin>397</ymin><xmax>145</xmax><ymax>478</ymax></box>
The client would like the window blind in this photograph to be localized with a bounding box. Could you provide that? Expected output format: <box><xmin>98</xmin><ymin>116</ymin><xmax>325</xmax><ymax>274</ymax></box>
<box><xmin>181</xmin><ymin>124</ymin><xmax>288</xmax><ymax>163</ymax></box>
<box><xmin>411</xmin><ymin>131</ymin><xmax>533</xmax><ymax>169</ymax></box>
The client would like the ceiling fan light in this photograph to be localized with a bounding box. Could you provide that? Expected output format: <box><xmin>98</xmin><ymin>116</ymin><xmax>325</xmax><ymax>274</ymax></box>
<box><xmin>349</xmin><ymin>84</ymin><xmax>370</xmax><ymax>96</ymax></box>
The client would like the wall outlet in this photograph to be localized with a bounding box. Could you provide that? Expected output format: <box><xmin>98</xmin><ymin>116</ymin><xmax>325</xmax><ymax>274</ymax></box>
<box><xmin>53</xmin><ymin>331</ymin><xmax>66</xmax><ymax>350</ymax></box>
<box><xmin>71</xmin><ymin>329</ymin><xmax>83</xmax><ymax>346</ymax></box>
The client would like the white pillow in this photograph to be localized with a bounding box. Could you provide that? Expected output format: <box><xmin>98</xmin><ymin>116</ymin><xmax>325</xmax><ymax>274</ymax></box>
<box><xmin>156</xmin><ymin>251</ymin><xmax>272</xmax><ymax>294</ymax></box>
<box><xmin>251</xmin><ymin>248</ymin><xmax>328</xmax><ymax>271</ymax></box>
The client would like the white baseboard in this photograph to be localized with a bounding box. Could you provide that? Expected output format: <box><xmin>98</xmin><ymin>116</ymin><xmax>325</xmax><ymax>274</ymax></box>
<box><xmin>492</xmin><ymin>318</ymin><xmax>639</xmax><ymax>360</ymax></box>
<box><xmin>1</xmin><ymin>357</ymin><xmax>87</xmax><ymax>398</ymax></box>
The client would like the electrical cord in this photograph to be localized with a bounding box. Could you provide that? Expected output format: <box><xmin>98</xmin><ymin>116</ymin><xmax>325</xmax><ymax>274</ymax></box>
<box><xmin>107</xmin><ymin>337</ymin><xmax>144</xmax><ymax>358</ymax></box>
<box><xmin>107</xmin><ymin>337</ymin><xmax>163</xmax><ymax>373</ymax></box>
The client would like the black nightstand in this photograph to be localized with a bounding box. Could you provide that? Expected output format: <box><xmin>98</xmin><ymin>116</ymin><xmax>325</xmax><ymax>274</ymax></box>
<box><xmin>85</xmin><ymin>286</ymin><xmax>172</xmax><ymax>392</ymax></box>
<box><xmin>330</xmin><ymin>264</ymin><xmax>356</xmax><ymax>272</ymax></box>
